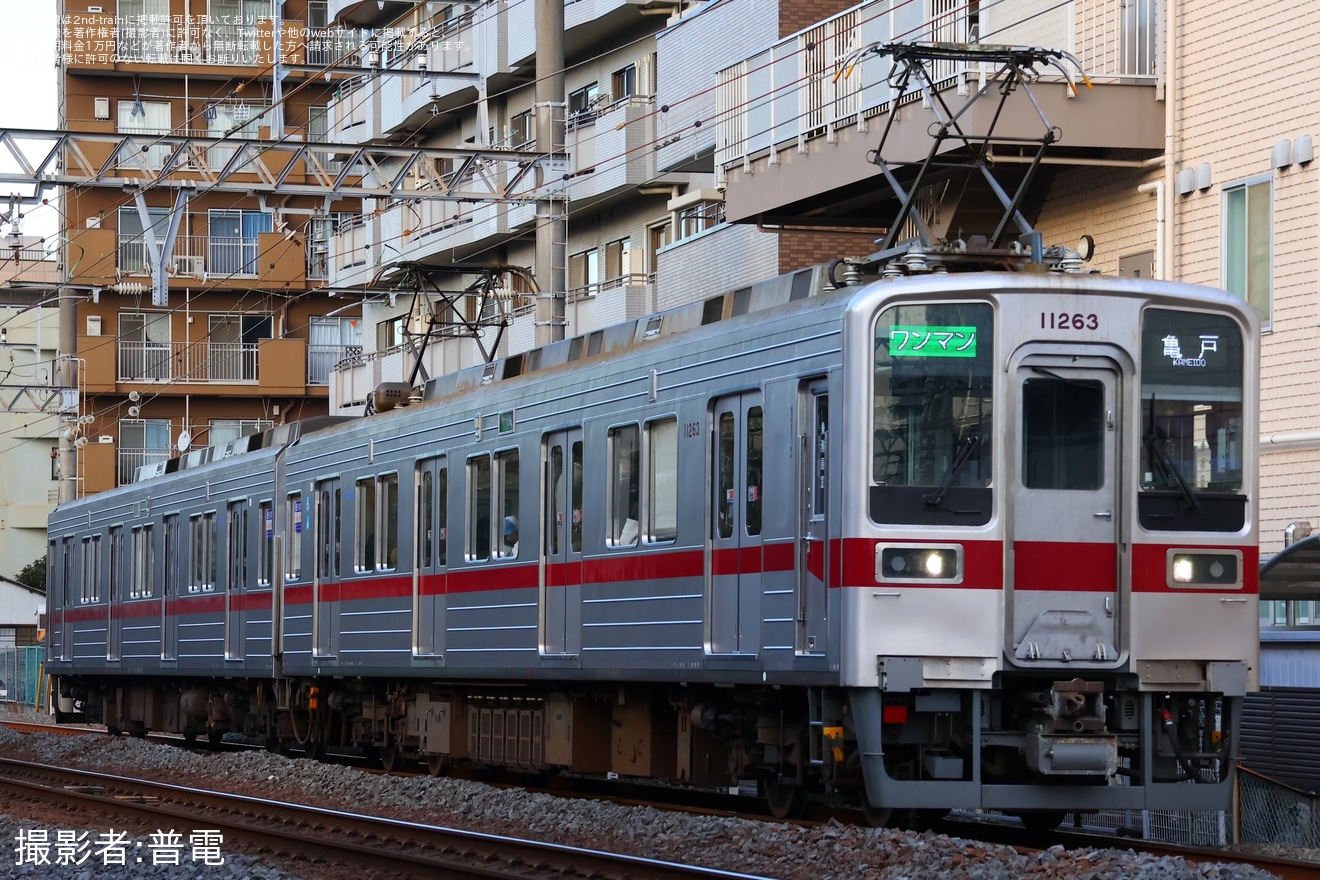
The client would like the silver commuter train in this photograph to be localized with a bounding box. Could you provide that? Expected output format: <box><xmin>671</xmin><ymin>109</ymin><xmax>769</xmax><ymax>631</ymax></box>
<box><xmin>47</xmin><ymin>256</ymin><xmax>1259</xmax><ymax>826</ymax></box>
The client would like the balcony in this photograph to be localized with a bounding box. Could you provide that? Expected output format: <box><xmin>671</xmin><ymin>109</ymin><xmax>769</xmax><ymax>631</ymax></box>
<box><xmin>0</xmin><ymin>239</ymin><xmax>60</xmax><ymax>287</ymax></box>
<box><xmin>118</xmin><ymin>340</ymin><xmax>259</xmax><ymax>384</ymax></box>
<box><xmin>564</xmin><ymin>97</ymin><xmax>668</xmax><ymax>204</ymax></box>
<box><xmin>112</xmin><ymin>229</ymin><xmax>317</xmax><ymax>286</ymax></box>
<box><xmin>715</xmin><ymin>0</ymin><xmax>1163</xmax><ymax>227</ymax></box>
<box><xmin>117</xmin><ymin>447</ymin><xmax>173</xmax><ymax>487</ymax></box>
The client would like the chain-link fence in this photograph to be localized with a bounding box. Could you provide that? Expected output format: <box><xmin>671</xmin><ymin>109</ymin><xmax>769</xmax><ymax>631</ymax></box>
<box><xmin>1237</xmin><ymin>766</ymin><xmax>1320</xmax><ymax>848</ymax></box>
<box><xmin>0</xmin><ymin>645</ymin><xmax>46</xmax><ymax>709</ymax></box>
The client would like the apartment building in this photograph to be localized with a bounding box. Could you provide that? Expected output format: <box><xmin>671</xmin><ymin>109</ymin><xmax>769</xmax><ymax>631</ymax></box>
<box><xmin>322</xmin><ymin>0</ymin><xmax>874</xmax><ymax>405</ymax></box>
<box><xmin>55</xmin><ymin>0</ymin><xmax>365</xmax><ymax>494</ymax></box>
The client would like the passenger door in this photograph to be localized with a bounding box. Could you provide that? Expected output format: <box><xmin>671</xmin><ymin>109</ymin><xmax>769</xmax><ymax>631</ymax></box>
<box><xmin>797</xmin><ymin>382</ymin><xmax>829</xmax><ymax>655</ymax></box>
<box><xmin>709</xmin><ymin>393</ymin><xmax>764</xmax><ymax>656</ymax></box>
<box><xmin>541</xmin><ymin>430</ymin><xmax>583</xmax><ymax>658</ymax></box>
<box><xmin>161</xmin><ymin>514</ymin><xmax>180</xmax><ymax>661</ymax></box>
<box><xmin>225</xmin><ymin>501</ymin><xmax>247</xmax><ymax>661</ymax></box>
<box><xmin>1008</xmin><ymin>354</ymin><xmax>1123</xmax><ymax>666</ymax></box>
<box><xmin>415</xmin><ymin>457</ymin><xmax>448</xmax><ymax>658</ymax></box>
<box><xmin>313</xmin><ymin>480</ymin><xmax>340</xmax><ymax>659</ymax></box>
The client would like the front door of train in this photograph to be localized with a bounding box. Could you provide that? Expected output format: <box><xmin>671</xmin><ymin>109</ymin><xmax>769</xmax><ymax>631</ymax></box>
<box><xmin>709</xmin><ymin>392</ymin><xmax>764</xmax><ymax>656</ymax></box>
<box><xmin>541</xmin><ymin>430</ymin><xmax>583</xmax><ymax>659</ymax></box>
<box><xmin>1008</xmin><ymin>355</ymin><xmax>1122</xmax><ymax>667</ymax></box>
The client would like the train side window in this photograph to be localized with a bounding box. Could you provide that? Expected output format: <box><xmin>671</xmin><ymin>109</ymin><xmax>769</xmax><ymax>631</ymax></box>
<box><xmin>608</xmin><ymin>425</ymin><xmax>640</xmax><ymax>547</ymax></box>
<box><xmin>228</xmin><ymin>502</ymin><xmax>248</xmax><ymax>592</ymax></box>
<box><xmin>189</xmin><ymin>512</ymin><xmax>217</xmax><ymax>592</ymax></box>
<box><xmin>468</xmin><ymin>454</ymin><xmax>492</xmax><ymax>561</ymax></box>
<box><xmin>379</xmin><ymin>472</ymin><xmax>400</xmax><ymax>570</ymax></box>
<box><xmin>745</xmin><ymin>406</ymin><xmax>763</xmax><ymax>536</ymax></box>
<box><xmin>80</xmin><ymin>535</ymin><xmax>100</xmax><ymax>603</ymax></box>
<box><xmin>131</xmin><ymin>525</ymin><xmax>154</xmax><ymax>598</ymax></box>
<box><xmin>287</xmin><ymin>493</ymin><xmax>304</xmax><ymax>580</ymax></box>
<box><xmin>438</xmin><ymin>468</ymin><xmax>449</xmax><ymax>565</ymax></box>
<box><xmin>495</xmin><ymin>450</ymin><xmax>519</xmax><ymax>559</ymax></box>
<box><xmin>109</xmin><ymin>526</ymin><xmax>123</xmax><ymax>601</ymax></box>
<box><xmin>356</xmin><ymin>477</ymin><xmax>376</xmax><ymax>571</ymax></box>
<box><xmin>317</xmin><ymin>483</ymin><xmax>341</xmax><ymax>579</ymax></box>
<box><xmin>570</xmin><ymin>442</ymin><xmax>582</xmax><ymax>552</ymax></box>
<box><xmin>419</xmin><ymin>468</ymin><xmax>434</xmax><ymax>568</ymax></box>
<box><xmin>257</xmin><ymin>502</ymin><xmax>273</xmax><ymax>587</ymax></box>
<box><xmin>62</xmin><ymin>537</ymin><xmax>75</xmax><ymax>607</ymax></box>
<box><xmin>647</xmin><ymin>417</ymin><xmax>678</xmax><ymax>543</ymax></box>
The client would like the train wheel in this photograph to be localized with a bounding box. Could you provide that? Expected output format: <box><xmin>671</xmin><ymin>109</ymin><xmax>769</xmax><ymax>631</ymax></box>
<box><xmin>1016</xmin><ymin>810</ymin><xmax>1067</xmax><ymax>834</ymax></box>
<box><xmin>762</xmin><ymin>777</ymin><xmax>804</xmax><ymax>820</ymax></box>
<box><xmin>380</xmin><ymin>743</ymin><xmax>401</xmax><ymax>773</ymax></box>
<box><xmin>427</xmin><ymin>755</ymin><xmax>451</xmax><ymax>777</ymax></box>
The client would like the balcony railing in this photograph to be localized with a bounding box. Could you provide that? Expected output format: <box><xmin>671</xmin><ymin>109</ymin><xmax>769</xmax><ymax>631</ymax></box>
<box><xmin>714</xmin><ymin>0</ymin><xmax>1159</xmax><ymax>169</ymax></box>
<box><xmin>116</xmin><ymin>233</ymin><xmax>270</xmax><ymax>278</ymax></box>
<box><xmin>118</xmin><ymin>341</ymin><xmax>259</xmax><ymax>383</ymax></box>
<box><xmin>117</xmin><ymin>447</ymin><xmax>172</xmax><ymax>485</ymax></box>
<box><xmin>308</xmin><ymin>344</ymin><xmax>361</xmax><ymax>385</ymax></box>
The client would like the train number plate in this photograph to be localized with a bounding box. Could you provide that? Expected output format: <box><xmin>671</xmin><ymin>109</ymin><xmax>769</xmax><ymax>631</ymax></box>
<box><xmin>1041</xmin><ymin>311</ymin><xmax>1099</xmax><ymax>331</ymax></box>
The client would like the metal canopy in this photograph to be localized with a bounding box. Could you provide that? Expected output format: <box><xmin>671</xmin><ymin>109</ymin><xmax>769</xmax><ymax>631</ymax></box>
<box><xmin>1260</xmin><ymin>534</ymin><xmax>1320</xmax><ymax>602</ymax></box>
<box><xmin>0</xmin><ymin>128</ymin><xmax>546</xmax><ymax>202</ymax></box>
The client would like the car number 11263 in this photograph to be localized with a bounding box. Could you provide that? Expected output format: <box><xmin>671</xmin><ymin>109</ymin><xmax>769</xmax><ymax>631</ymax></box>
<box><xmin>1041</xmin><ymin>312</ymin><xmax>1099</xmax><ymax>331</ymax></box>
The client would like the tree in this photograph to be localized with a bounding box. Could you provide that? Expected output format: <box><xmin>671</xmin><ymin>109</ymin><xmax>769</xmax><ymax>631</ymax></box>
<box><xmin>13</xmin><ymin>556</ymin><xmax>46</xmax><ymax>592</ymax></box>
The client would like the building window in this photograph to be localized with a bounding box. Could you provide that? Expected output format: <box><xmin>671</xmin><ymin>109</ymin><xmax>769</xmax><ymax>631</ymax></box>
<box><xmin>612</xmin><ymin>65</ymin><xmax>636</xmax><ymax>102</ymax></box>
<box><xmin>678</xmin><ymin>200</ymin><xmax>725</xmax><ymax>240</ymax></box>
<box><xmin>377</xmin><ymin>315</ymin><xmax>407</xmax><ymax>351</ymax></box>
<box><xmin>1223</xmin><ymin>176</ymin><xmax>1272</xmax><ymax>328</ymax></box>
<box><xmin>209</xmin><ymin>419</ymin><xmax>274</xmax><ymax>447</ymax></box>
<box><xmin>118</xmin><ymin>312</ymin><xmax>172</xmax><ymax>381</ymax></box>
<box><xmin>647</xmin><ymin>221</ymin><xmax>671</xmax><ymax>278</ymax></box>
<box><xmin>568</xmin><ymin>82</ymin><xmax>600</xmax><ymax>128</ymax></box>
<box><xmin>117</xmin><ymin>0</ymin><xmax>171</xmax><ymax>62</ymax></box>
<box><xmin>207</xmin><ymin>0</ymin><xmax>265</xmax><ymax>65</ymax></box>
<box><xmin>117</xmin><ymin>207</ymin><xmax>171</xmax><ymax>275</ymax></box>
<box><xmin>117</xmin><ymin>418</ymin><xmax>172</xmax><ymax>485</ymax></box>
<box><xmin>604</xmin><ymin>238</ymin><xmax>631</xmax><ymax>285</ymax></box>
<box><xmin>508</xmin><ymin>109</ymin><xmax>534</xmax><ymax>148</ymax></box>
<box><xmin>309</xmin><ymin>315</ymin><xmax>363</xmax><ymax>384</ymax></box>
<box><xmin>208</xmin><ymin>209</ymin><xmax>273</xmax><ymax>276</ymax></box>
<box><xmin>569</xmin><ymin>248</ymin><xmax>599</xmax><ymax>297</ymax></box>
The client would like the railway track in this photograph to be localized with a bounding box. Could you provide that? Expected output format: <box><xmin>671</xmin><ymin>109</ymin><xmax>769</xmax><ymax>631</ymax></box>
<box><xmin>0</xmin><ymin>757</ymin><xmax>775</xmax><ymax>880</ymax></box>
<box><xmin>4</xmin><ymin>718</ymin><xmax>1316</xmax><ymax>878</ymax></box>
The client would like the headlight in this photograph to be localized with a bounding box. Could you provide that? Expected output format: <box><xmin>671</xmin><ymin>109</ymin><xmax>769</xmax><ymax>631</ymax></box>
<box><xmin>1166</xmin><ymin>550</ymin><xmax>1242</xmax><ymax>589</ymax></box>
<box><xmin>876</xmin><ymin>545</ymin><xmax>963</xmax><ymax>583</ymax></box>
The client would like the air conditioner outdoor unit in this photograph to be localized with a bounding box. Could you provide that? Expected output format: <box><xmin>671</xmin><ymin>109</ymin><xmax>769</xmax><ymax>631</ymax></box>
<box><xmin>172</xmin><ymin>255</ymin><xmax>205</xmax><ymax>276</ymax></box>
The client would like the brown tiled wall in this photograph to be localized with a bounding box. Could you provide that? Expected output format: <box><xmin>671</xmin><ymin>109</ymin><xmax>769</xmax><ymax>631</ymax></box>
<box><xmin>779</xmin><ymin>0</ymin><xmax>858</xmax><ymax>38</ymax></box>
<box><xmin>775</xmin><ymin>228</ymin><xmax>880</xmax><ymax>275</ymax></box>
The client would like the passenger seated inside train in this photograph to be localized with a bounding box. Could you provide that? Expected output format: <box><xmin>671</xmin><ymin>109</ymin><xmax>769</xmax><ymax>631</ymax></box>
<box><xmin>503</xmin><ymin>516</ymin><xmax>519</xmax><ymax>557</ymax></box>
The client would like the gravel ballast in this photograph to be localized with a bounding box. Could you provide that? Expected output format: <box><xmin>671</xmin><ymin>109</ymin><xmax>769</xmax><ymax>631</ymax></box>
<box><xmin>0</xmin><ymin>715</ymin><xmax>1285</xmax><ymax>880</ymax></box>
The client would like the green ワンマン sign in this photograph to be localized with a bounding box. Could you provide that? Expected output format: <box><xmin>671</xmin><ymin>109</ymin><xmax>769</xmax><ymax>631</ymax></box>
<box><xmin>888</xmin><ymin>325</ymin><xmax>978</xmax><ymax>358</ymax></box>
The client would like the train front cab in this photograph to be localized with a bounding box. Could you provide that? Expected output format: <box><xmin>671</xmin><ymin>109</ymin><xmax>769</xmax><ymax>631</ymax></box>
<box><xmin>841</xmin><ymin>278</ymin><xmax>1259</xmax><ymax>819</ymax></box>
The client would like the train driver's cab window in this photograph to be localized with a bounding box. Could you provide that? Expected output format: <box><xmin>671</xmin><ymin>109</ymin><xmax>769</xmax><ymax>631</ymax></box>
<box><xmin>872</xmin><ymin>302</ymin><xmax>994</xmax><ymax>526</ymax></box>
<box><xmin>608</xmin><ymin>425</ymin><xmax>640</xmax><ymax>547</ymax></box>
<box><xmin>1138</xmin><ymin>308</ymin><xmax>1246</xmax><ymax>532</ymax></box>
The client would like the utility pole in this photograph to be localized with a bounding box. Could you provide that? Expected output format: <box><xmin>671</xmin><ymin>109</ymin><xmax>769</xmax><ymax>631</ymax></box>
<box><xmin>533</xmin><ymin>0</ymin><xmax>566</xmax><ymax>347</ymax></box>
<box><xmin>57</xmin><ymin>285</ymin><xmax>79</xmax><ymax>505</ymax></box>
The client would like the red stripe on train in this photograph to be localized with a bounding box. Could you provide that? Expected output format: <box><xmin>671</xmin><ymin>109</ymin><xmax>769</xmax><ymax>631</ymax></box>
<box><xmin>1012</xmin><ymin>541</ymin><xmax>1117</xmax><ymax>592</ymax></box>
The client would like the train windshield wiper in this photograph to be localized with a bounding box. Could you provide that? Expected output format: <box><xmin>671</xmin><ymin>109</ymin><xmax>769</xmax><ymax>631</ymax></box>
<box><xmin>924</xmin><ymin>433</ymin><xmax>981</xmax><ymax>508</ymax></box>
<box><xmin>1143</xmin><ymin>432</ymin><xmax>1202</xmax><ymax>513</ymax></box>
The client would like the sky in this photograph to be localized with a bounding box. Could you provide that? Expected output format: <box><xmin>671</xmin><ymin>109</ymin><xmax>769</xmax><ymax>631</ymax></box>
<box><xmin>0</xmin><ymin>1</ymin><xmax>59</xmax><ymax>237</ymax></box>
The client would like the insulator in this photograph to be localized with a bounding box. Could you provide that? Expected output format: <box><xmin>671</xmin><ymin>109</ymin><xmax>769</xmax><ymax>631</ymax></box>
<box><xmin>111</xmin><ymin>282</ymin><xmax>148</xmax><ymax>295</ymax></box>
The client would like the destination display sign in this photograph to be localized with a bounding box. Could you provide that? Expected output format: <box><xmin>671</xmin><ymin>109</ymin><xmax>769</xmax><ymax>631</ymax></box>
<box><xmin>888</xmin><ymin>325</ymin><xmax>978</xmax><ymax>358</ymax></box>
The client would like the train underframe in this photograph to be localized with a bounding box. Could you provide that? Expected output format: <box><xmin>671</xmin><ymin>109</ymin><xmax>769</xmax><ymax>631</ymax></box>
<box><xmin>53</xmin><ymin>672</ymin><xmax>1236</xmax><ymax>826</ymax></box>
